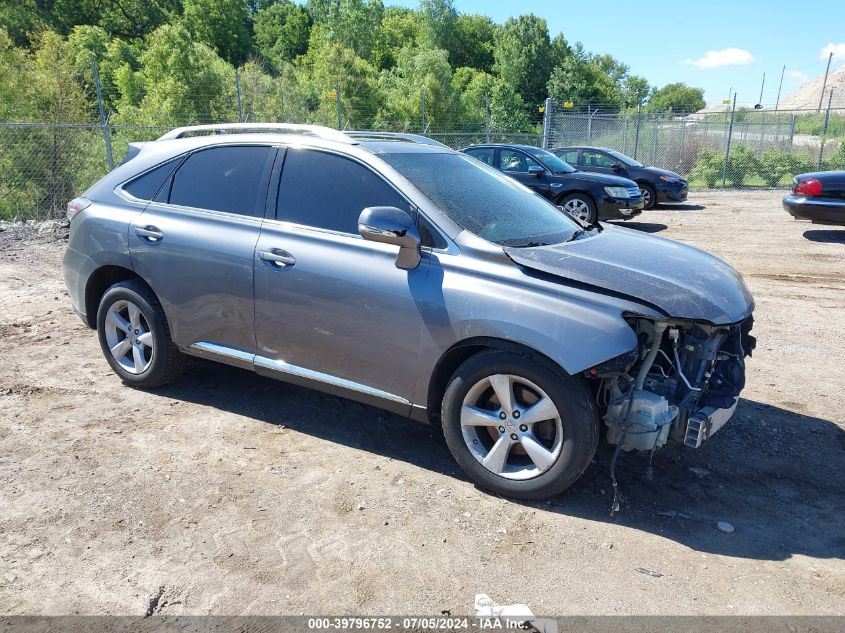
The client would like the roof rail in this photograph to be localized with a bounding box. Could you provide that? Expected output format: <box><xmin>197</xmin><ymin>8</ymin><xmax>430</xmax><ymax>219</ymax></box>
<box><xmin>345</xmin><ymin>131</ymin><xmax>449</xmax><ymax>148</ymax></box>
<box><xmin>157</xmin><ymin>123</ymin><xmax>355</xmax><ymax>144</ymax></box>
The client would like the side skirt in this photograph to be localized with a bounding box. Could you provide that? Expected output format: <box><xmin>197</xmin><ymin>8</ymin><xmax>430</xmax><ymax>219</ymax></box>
<box><xmin>185</xmin><ymin>342</ymin><xmax>417</xmax><ymax>418</ymax></box>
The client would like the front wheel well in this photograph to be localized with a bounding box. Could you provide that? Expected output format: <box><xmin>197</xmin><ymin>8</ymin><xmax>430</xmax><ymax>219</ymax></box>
<box><xmin>84</xmin><ymin>265</ymin><xmax>147</xmax><ymax>329</ymax></box>
<box><xmin>426</xmin><ymin>338</ymin><xmax>571</xmax><ymax>424</ymax></box>
<box><xmin>556</xmin><ymin>189</ymin><xmax>597</xmax><ymax>206</ymax></box>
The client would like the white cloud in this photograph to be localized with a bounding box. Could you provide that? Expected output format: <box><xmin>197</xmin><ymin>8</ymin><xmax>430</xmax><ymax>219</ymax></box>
<box><xmin>683</xmin><ymin>48</ymin><xmax>755</xmax><ymax>69</ymax></box>
<box><xmin>784</xmin><ymin>69</ymin><xmax>807</xmax><ymax>82</ymax></box>
<box><xmin>820</xmin><ymin>42</ymin><xmax>845</xmax><ymax>61</ymax></box>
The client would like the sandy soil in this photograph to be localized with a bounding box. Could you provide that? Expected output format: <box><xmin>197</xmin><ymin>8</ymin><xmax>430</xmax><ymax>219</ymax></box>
<box><xmin>0</xmin><ymin>190</ymin><xmax>843</xmax><ymax>616</ymax></box>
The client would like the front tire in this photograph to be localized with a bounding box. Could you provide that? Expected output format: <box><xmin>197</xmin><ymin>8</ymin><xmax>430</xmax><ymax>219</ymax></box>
<box><xmin>96</xmin><ymin>280</ymin><xmax>185</xmax><ymax>388</ymax></box>
<box><xmin>640</xmin><ymin>183</ymin><xmax>657</xmax><ymax>209</ymax></box>
<box><xmin>560</xmin><ymin>193</ymin><xmax>598</xmax><ymax>224</ymax></box>
<box><xmin>441</xmin><ymin>351</ymin><xmax>599</xmax><ymax>499</ymax></box>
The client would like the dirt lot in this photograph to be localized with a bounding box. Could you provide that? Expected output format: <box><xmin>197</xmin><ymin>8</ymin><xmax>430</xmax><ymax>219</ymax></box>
<box><xmin>1</xmin><ymin>190</ymin><xmax>843</xmax><ymax>616</ymax></box>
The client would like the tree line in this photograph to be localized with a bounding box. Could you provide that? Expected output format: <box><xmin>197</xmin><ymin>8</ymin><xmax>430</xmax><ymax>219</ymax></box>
<box><xmin>1</xmin><ymin>0</ymin><xmax>708</xmax><ymax>132</ymax></box>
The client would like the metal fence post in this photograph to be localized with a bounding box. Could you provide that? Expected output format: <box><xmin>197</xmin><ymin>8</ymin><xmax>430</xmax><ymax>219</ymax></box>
<box><xmin>420</xmin><ymin>91</ymin><xmax>426</xmax><ymax>133</ymax></box>
<box><xmin>586</xmin><ymin>105</ymin><xmax>593</xmax><ymax>143</ymax></box>
<box><xmin>622</xmin><ymin>113</ymin><xmax>629</xmax><ymax>154</ymax></box>
<box><xmin>721</xmin><ymin>93</ymin><xmax>737</xmax><ymax>188</ymax></box>
<box><xmin>633</xmin><ymin>102</ymin><xmax>642</xmax><ymax>160</ymax></box>
<box><xmin>235</xmin><ymin>67</ymin><xmax>243</xmax><ymax>123</ymax></box>
<box><xmin>651</xmin><ymin>115</ymin><xmax>658</xmax><ymax>165</ymax></box>
<box><xmin>541</xmin><ymin>97</ymin><xmax>552</xmax><ymax>149</ymax></box>
<box><xmin>818</xmin><ymin>88</ymin><xmax>834</xmax><ymax>168</ymax></box>
<box><xmin>91</xmin><ymin>57</ymin><xmax>114</xmax><ymax>170</ymax></box>
<box><xmin>484</xmin><ymin>93</ymin><xmax>491</xmax><ymax>143</ymax></box>
<box><xmin>335</xmin><ymin>81</ymin><xmax>342</xmax><ymax>130</ymax></box>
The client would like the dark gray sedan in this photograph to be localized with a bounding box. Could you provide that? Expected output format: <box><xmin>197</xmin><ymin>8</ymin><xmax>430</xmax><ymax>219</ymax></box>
<box><xmin>783</xmin><ymin>171</ymin><xmax>845</xmax><ymax>225</ymax></box>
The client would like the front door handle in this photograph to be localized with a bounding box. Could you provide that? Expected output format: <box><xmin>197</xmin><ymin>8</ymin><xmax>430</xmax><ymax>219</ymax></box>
<box><xmin>134</xmin><ymin>226</ymin><xmax>164</xmax><ymax>242</ymax></box>
<box><xmin>258</xmin><ymin>248</ymin><xmax>296</xmax><ymax>268</ymax></box>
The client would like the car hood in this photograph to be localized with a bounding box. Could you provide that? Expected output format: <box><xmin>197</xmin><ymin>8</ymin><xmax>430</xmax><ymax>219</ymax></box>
<box><xmin>504</xmin><ymin>224</ymin><xmax>754</xmax><ymax>324</ymax></box>
<box><xmin>558</xmin><ymin>171</ymin><xmax>637</xmax><ymax>187</ymax></box>
<box><xmin>645</xmin><ymin>166</ymin><xmax>685</xmax><ymax>181</ymax></box>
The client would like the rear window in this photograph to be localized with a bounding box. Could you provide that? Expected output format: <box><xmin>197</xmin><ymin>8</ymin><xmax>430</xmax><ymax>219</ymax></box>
<box><xmin>122</xmin><ymin>158</ymin><xmax>180</xmax><ymax>201</ymax></box>
<box><xmin>168</xmin><ymin>145</ymin><xmax>274</xmax><ymax>216</ymax></box>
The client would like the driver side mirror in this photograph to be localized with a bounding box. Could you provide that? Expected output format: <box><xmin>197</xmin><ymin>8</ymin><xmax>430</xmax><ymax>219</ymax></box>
<box><xmin>611</xmin><ymin>162</ymin><xmax>623</xmax><ymax>171</ymax></box>
<box><xmin>528</xmin><ymin>165</ymin><xmax>545</xmax><ymax>177</ymax></box>
<box><xmin>358</xmin><ymin>206</ymin><xmax>421</xmax><ymax>270</ymax></box>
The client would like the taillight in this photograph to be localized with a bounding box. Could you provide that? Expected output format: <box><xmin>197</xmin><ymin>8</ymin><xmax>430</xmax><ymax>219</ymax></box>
<box><xmin>794</xmin><ymin>178</ymin><xmax>822</xmax><ymax>196</ymax></box>
<box><xmin>66</xmin><ymin>197</ymin><xmax>91</xmax><ymax>221</ymax></box>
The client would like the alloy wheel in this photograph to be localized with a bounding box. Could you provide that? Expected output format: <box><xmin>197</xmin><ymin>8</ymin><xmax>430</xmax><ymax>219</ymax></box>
<box><xmin>103</xmin><ymin>299</ymin><xmax>154</xmax><ymax>374</ymax></box>
<box><xmin>640</xmin><ymin>187</ymin><xmax>651</xmax><ymax>207</ymax></box>
<box><xmin>562</xmin><ymin>198</ymin><xmax>591</xmax><ymax>223</ymax></box>
<box><xmin>460</xmin><ymin>374</ymin><xmax>563</xmax><ymax>480</ymax></box>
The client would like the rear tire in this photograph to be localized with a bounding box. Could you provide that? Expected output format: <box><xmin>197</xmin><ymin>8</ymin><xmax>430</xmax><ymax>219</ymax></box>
<box><xmin>640</xmin><ymin>183</ymin><xmax>657</xmax><ymax>209</ymax></box>
<box><xmin>560</xmin><ymin>193</ymin><xmax>598</xmax><ymax>224</ymax></box>
<box><xmin>441</xmin><ymin>351</ymin><xmax>599</xmax><ymax>499</ymax></box>
<box><xmin>96</xmin><ymin>280</ymin><xmax>185</xmax><ymax>388</ymax></box>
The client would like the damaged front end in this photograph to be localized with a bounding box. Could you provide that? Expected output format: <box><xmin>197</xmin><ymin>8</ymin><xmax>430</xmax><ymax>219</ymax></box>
<box><xmin>588</xmin><ymin>315</ymin><xmax>756</xmax><ymax>453</ymax></box>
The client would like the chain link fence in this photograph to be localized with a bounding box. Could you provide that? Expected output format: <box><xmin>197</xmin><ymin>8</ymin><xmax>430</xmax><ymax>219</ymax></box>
<box><xmin>543</xmin><ymin>101</ymin><xmax>845</xmax><ymax>190</ymax></box>
<box><xmin>2</xmin><ymin>60</ymin><xmax>844</xmax><ymax>220</ymax></box>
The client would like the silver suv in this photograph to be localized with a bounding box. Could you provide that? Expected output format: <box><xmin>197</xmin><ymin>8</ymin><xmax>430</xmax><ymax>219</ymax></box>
<box><xmin>63</xmin><ymin>123</ymin><xmax>755</xmax><ymax>499</ymax></box>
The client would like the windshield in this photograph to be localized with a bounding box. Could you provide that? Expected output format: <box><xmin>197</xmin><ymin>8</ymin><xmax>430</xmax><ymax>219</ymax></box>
<box><xmin>524</xmin><ymin>147</ymin><xmax>577</xmax><ymax>173</ymax></box>
<box><xmin>382</xmin><ymin>152</ymin><xmax>579</xmax><ymax>247</ymax></box>
<box><xmin>605</xmin><ymin>149</ymin><xmax>643</xmax><ymax>167</ymax></box>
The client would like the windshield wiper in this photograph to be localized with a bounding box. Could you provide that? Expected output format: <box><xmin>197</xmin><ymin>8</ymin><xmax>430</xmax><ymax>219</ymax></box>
<box><xmin>565</xmin><ymin>229</ymin><xmax>586</xmax><ymax>242</ymax></box>
<box><xmin>518</xmin><ymin>241</ymin><xmax>550</xmax><ymax>248</ymax></box>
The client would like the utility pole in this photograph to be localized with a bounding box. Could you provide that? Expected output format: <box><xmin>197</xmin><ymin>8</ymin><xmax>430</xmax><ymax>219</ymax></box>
<box><xmin>774</xmin><ymin>65</ymin><xmax>786</xmax><ymax>112</ymax></box>
<box><xmin>757</xmin><ymin>72</ymin><xmax>766</xmax><ymax>106</ymax></box>
<box><xmin>721</xmin><ymin>93</ymin><xmax>737</xmax><ymax>188</ymax></box>
<box><xmin>818</xmin><ymin>88</ymin><xmax>835</xmax><ymax>168</ymax></box>
<box><xmin>335</xmin><ymin>81</ymin><xmax>342</xmax><ymax>130</ymax></box>
<box><xmin>91</xmin><ymin>57</ymin><xmax>114</xmax><ymax>170</ymax></box>
<box><xmin>484</xmin><ymin>93</ymin><xmax>491</xmax><ymax>143</ymax></box>
<box><xmin>235</xmin><ymin>67</ymin><xmax>243</xmax><ymax>123</ymax></box>
<box><xmin>818</xmin><ymin>51</ymin><xmax>833</xmax><ymax>112</ymax></box>
<box><xmin>541</xmin><ymin>97</ymin><xmax>552</xmax><ymax>149</ymax></box>
<box><xmin>421</xmin><ymin>91</ymin><xmax>426</xmax><ymax>133</ymax></box>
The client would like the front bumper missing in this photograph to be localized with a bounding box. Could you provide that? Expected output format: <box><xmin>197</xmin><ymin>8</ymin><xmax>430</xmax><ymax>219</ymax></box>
<box><xmin>683</xmin><ymin>400</ymin><xmax>738</xmax><ymax>447</ymax></box>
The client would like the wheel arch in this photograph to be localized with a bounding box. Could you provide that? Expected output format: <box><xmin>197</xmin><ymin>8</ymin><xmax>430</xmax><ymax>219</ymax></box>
<box><xmin>84</xmin><ymin>265</ymin><xmax>149</xmax><ymax>329</ymax></box>
<box><xmin>425</xmin><ymin>337</ymin><xmax>572</xmax><ymax>424</ymax></box>
<box><xmin>556</xmin><ymin>188</ymin><xmax>597</xmax><ymax>207</ymax></box>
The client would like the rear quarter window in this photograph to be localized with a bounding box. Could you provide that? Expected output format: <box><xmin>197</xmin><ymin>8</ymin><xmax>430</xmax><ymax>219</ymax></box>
<box><xmin>122</xmin><ymin>158</ymin><xmax>181</xmax><ymax>201</ymax></box>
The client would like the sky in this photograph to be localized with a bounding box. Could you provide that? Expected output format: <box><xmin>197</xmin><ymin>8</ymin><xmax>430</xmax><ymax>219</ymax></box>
<box><xmin>388</xmin><ymin>0</ymin><xmax>845</xmax><ymax>107</ymax></box>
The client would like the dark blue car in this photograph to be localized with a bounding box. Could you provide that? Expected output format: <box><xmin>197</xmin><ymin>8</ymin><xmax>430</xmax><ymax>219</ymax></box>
<box><xmin>553</xmin><ymin>146</ymin><xmax>689</xmax><ymax>209</ymax></box>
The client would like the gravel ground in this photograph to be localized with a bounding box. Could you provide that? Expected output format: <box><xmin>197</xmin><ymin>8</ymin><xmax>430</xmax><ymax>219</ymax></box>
<box><xmin>0</xmin><ymin>190</ymin><xmax>843</xmax><ymax>616</ymax></box>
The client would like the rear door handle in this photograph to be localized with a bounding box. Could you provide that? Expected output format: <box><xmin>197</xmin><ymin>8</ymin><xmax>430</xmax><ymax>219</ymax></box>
<box><xmin>134</xmin><ymin>226</ymin><xmax>164</xmax><ymax>242</ymax></box>
<box><xmin>258</xmin><ymin>248</ymin><xmax>296</xmax><ymax>268</ymax></box>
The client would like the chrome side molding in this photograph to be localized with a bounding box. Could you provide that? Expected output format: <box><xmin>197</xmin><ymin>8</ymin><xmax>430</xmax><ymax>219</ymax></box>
<box><xmin>187</xmin><ymin>341</ymin><xmax>411</xmax><ymax>406</ymax></box>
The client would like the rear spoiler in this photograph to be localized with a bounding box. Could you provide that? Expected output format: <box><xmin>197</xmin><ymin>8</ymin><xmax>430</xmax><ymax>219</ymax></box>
<box><xmin>120</xmin><ymin>142</ymin><xmax>147</xmax><ymax>166</ymax></box>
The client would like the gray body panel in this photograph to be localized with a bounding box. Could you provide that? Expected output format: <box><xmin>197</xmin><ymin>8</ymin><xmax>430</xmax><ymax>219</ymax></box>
<box><xmin>505</xmin><ymin>223</ymin><xmax>754</xmax><ymax>325</ymax></box>
<box><xmin>63</xmin><ymin>129</ymin><xmax>750</xmax><ymax>417</ymax></box>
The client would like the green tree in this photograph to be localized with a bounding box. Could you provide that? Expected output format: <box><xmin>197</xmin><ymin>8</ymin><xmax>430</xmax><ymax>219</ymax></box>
<box><xmin>757</xmin><ymin>148</ymin><xmax>795</xmax><ymax>187</ymax></box>
<box><xmin>621</xmin><ymin>75</ymin><xmax>651</xmax><ymax>109</ymax></box>
<box><xmin>183</xmin><ymin>0</ymin><xmax>251</xmax><ymax>65</ymax></box>
<box><xmin>45</xmin><ymin>0</ymin><xmax>180</xmax><ymax>40</ymax></box>
<box><xmin>254</xmin><ymin>0</ymin><xmax>312</xmax><ymax>66</ymax></box>
<box><xmin>689</xmin><ymin>148</ymin><xmax>723</xmax><ymax>188</ymax></box>
<box><xmin>726</xmin><ymin>143</ymin><xmax>758</xmax><ymax>187</ymax></box>
<box><xmin>378</xmin><ymin>46</ymin><xmax>455</xmax><ymax>131</ymax></box>
<box><xmin>547</xmin><ymin>56</ymin><xmax>622</xmax><ymax>108</ymax></box>
<box><xmin>449</xmin><ymin>13</ymin><xmax>495</xmax><ymax>72</ymax></box>
<box><xmin>493</xmin><ymin>14</ymin><xmax>552</xmax><ymax>107</ymax></box>
<box><xmin>419</xmin><ymin>0</ymin><xmax>456</xmax><ymax>50</ymax></box>
<box><xmin>450</xmin><ymin>66</ymin><xmax>493</xmax><ymax>128</ymax></box>
<box><xmin>372</xmin><ymin>7</ymin><xmax>421</xmax><ymax>69</ymax></box>
<box><xmin>647</xmin><ymin>82</ymin><xmax>705</xmax><ymax>113</ymax></box>
<box><xmin>306</xmin><ymin>0</ymin><xmax>384</xmax><ymax>60</ymax></box>
<box><xmin>0</xmin><ymin>0</ymin><xmax>46</xmax><ymax>47</ymax></box>
<box><xmin>113</xmin><ymin>23</ymin><xmax>236</xmax><ymax>125</ymax></box>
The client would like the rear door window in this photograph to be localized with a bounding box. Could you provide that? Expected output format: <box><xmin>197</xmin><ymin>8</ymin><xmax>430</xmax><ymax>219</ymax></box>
<box><xmin>464</xmin><ymin>147</ymin><xmax>494</xmax><ymax>165</ymax></box>
<box><xmin>276</xmin><ymin>149</ymin><xmax>411</xmax><ymax>235</ymax></box>
<box><xmin>168</xmin><ymin>145</ymin><xmax>275</xmax><ymax>216</ymax></box>
<box><xmin>555</xmin><ymin>149</ymin><xmax>579</xmax><ymax>164</ymax></box>
<box><xmin>499</xmin><ymin>149</ymin><xmax>541</xmax><ymax>173</ymax></box>
<box><xmin>581</xmin><ymin>150</ymin><xmax>616</xmax><ymax>168</ymax></box>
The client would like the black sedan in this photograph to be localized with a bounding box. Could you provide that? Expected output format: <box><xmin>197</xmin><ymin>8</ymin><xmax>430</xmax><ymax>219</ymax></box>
<box><xmin>552</xmin><ymin>146</ymin><xmax>688</xmax><ymax>209</ymax></box>
<box><xmin>783</xmin><ymin>171</ymin><xmax>845</xmax><ymax>225</ymax></box>
<box><xmin>461</xmin><ymin>144</ymin><xmax>643</xmax><ymax>224</ymax></box>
